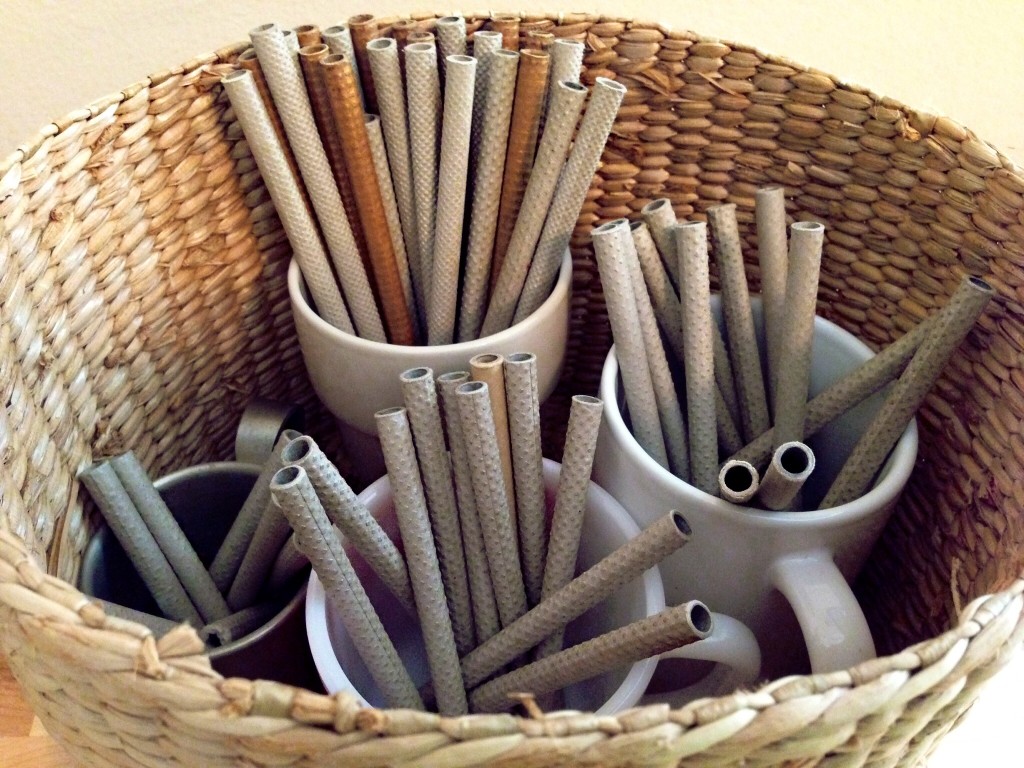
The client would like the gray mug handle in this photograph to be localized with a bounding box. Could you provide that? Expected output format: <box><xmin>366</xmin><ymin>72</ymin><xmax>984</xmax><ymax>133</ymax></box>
<box><xmin>769</xmin><ymin>548</ymin><xmax>876</xmax><ymax>673</ymax></box>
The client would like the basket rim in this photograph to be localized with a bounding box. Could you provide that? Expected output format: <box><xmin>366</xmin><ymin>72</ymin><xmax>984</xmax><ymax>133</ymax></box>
<box><xmin>2</xmin><ymin>527</ymin><xmax>1023</xmax><ymax>735</ymax></box>
<box><xmin>2</xmin><ymin>12</ymin><xmax>1022</xmax><ymax>185</ymax></box>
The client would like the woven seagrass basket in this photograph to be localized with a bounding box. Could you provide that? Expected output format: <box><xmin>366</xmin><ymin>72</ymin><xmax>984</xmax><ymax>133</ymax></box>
<box><xmin>2</xmin><ymin>11</ymin><xmax>1023</xmax><ymax>766</ymax></box>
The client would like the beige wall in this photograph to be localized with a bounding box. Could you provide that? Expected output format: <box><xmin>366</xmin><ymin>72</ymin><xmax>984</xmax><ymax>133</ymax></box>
<box><xmin>2</xmin><ymin>1</ymin><xmax>1022</xmax><ymax>160</ymax></box>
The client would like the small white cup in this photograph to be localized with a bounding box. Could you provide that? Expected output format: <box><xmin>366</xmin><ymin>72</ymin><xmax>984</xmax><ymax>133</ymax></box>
<box><xmin>288</xmin><ymin>251</ymin><xmax>572</xmax><ymax>437</ymax></box>
<box><xmin>594</xmin><ymin>298</ymin><xmax>918</xmax><ymax>680</ymax></box>
<box><xmin>305</xmin><ymin>458</ymin><xmax>760</xmax><ymax>713</ymax></box>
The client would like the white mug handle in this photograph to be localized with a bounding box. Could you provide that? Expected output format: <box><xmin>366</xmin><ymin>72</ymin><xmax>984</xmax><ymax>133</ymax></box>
<box><xmin>639</xmin><ymin>612</ymin><xmax>761</xmax><ymax>707</ymax></box>
<box><xmin>769</xmin><ymin>548</ymin><xmax>876</xmax><ymax>673</ymax></box>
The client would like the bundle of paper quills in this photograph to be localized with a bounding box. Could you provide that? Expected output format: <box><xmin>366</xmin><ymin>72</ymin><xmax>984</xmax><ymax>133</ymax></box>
<box><xmin>268</xmin><ymin>352</ymin><xmax>709</xmax><ymax>714</ymax></box>
<box><xmin>593</xmin><ymin>188</ymin><xmax>993</xmax><ymax>510</ymax></box>
<box><xmin>223</xmin><ymin>16</ymin><xmax>625</xmax><ymax>346</ymax></box>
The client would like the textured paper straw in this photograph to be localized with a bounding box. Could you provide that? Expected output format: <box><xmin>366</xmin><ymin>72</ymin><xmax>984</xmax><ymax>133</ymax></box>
<box><xmin>708</xmin><ymin>203</ymin><xmax>770</xmax><ymax>443</ymax></box>
<box><xmin>772</xmin><ymin>221</ymin><xmax>824</xmax><ymax>448</ymax></box>
<box><xmin>627</xmin><ymin>246</ymin><xmax>690</xmax><ymax>480</ymax></box>
<box><xmin>266</xmin><ymin>534</ymin><xmax>309</xmax><ymax>592</ymax></box>
<box><xmin>428</xmin><ymin>55</ymin><xmax>477</xmax><ymax>345</ymax></box>
<box><xmin>455</xmin><ymin>381</ymin><xmax>528</xmax><ymax>628</ymax></box>
<box><xmin>756</xmin><ymin>442</ymin><xmax>815</xmax><ymax>511</ymax></box>
<box><xmin>461</xmin><ymin>510</ymin><xmax>691</xmax><ymax>687</ymax></box>
<box><xmin>346</xmin><ymin>14</ymin><xmax>378</xmax><ymax>113</ymax></box>
<box><xmin>716</xmin><ymin>389</ymin><xmax>745</xmax><ymax>455</ymax></box>
<box><xmin>298</xmin><ymin>44</ymin><xmax>370</xmax><ymax>283</ymax></box>
<box><xmin>294</xmin><ymin>24</ymin><xmax>321</xmax><ymax>47</ymax></box>
<box><xmin>641</xmin><ymin>198</ymin><xmax>681</xmax><ymax>288</ymax></box>
<box><xmin>79</xmin><ymin>462</ymin><xmax>201</xmax><ymax>625</ymax></box>
<box><xmin>437</xmin><ymin>372</ymin><xmax>501</xmax><ymax>643</ymax></box>
<box><xmin>490</xmin><ymin>49</ymin><xmax>550</xmax><ymax>289</ymax></box>
<box><xmin>536</xmin><ymin>394</ymin><xmax>603</xmax><ymax>658</ymax></box>
<box><xmin>549</xmin><ymin>38</ymin><xmax>585</xmax><ymax>85</ymax></box>
<box><xmin>633</xmin><ymin>221</ymin><xmax>741</xmax><ymax>454</ymax></box>
<box><xmin>469</xmin><ymin>354</ymin><xmax>518</xmax><ymax>526</ymax></box>
<box><xmin>469</xmin><ymin>31</ymin><xmax>505</xmax><ymax>164</ymax></box>
<box><xmin>525</xmin><ymin>30</ymin><xmax>555</xmax><ymax>50</ymax></box>
<box><xmin>471</xmin><ymin>601</ymin><xmax>712</xmax><ymax>712</ymax></box>
<box><xmin>109</xmin><ymin>453</ymin><xmax>229</xmax><ymax>623</ymax></box>
<box><xmin>236</xmin><ymin>49</ymin><xmax>300</xmax><ymax>185</ymax></box>
<box><xmin>728</xmin><ymin>305</ymin><xmax>936</xmax><ymax>470</ymax></box>
<box><xmin>280</xmin><ymin>434</ymin><xmax>415</xmax><ymax>616</ymax></box>
<box><xmin>375</xmin><ymin>408</ymin><xmax>468</xmax><ymax>715</ymax></box>
<box><xmin>200</xmin><ymin>601</ymin><xmax>280</xmax><ymax>647</ymax></box>
<box><xmin>676</xmin><ymin>221</ymin><xmax>720</xmax><ymax>495</ymax></box>
<box><xmin>208</xmin><ymin>434</ymin><xmax>290</xmax><ymax>593</ymax></box>
<box><xmin>250</xmin><ymin>24</ymin><xmax>384</xmax><ymax>341</ymax></box>
<box><xmin>271</xmin><ymin>465</ymin><xmax>423</xmax><ymax>710</ymax></box>
<box><xmin>490</xmin><ymin>14</ymin><xmax>520</xmax><ymax>49</ymax></box>
<box><xmin>436</xmin><ymin>16</ymin><xmax>467</xmax><ymax>80</ymax></box>
<box><xmin>516</xmin><ymin>78</ymin><xmax>628</xmax><ymax>322</ymax></box>
<box><xmin>226</xmin><ymin>493</ymin><xmax>293</xmax><ymax>612</ymax></box>
<box><xmin>459</xmin><ymin>49</ymin><xmax>520</xmax><ymax>341</ymax></box>
<box><xmin>718</xmin><ymin>460</ymin><xmax>760</xmax><ymax>505</ymax></box>
<box><xmin>96</xmin><ymin>599</ymin><xmax>181</xmax><ymax>638</ymax></box>
<box><xmin>481</xmin><ymin>79</ymin><xmax>587</xmax><ymax>335</ymax></box>
<box><xmin>756</xmin><ymin>186</ymin><xmax>789</xmax><ymax>415</ymax></box>
<box><xmin>323</xmin><ymin>25</ymin><xmax>363</xmax><ymax>107</ymax></box>
<box><xmin>367</xmin><ymin>38</ymin><xmax>423</xmax><ymax>325</ymax></box>
<box><xmin>592</xmin><ymin>220</ymin><xmax>669</xmax><ymax>468</ymax></box>
<box><xmin>408</xmin><ymin>31</ymin><xmax>436</xmax><ymax>45</ymax></box>
<box><xmin>283</xmin><ymin>28</ymin><xmax>298</xmax><ymax>53</ymax></box>
<box><xmin>405</xmin><ymin>42</ymin><xmax>442</xmax><ymax>312</ymax></box>
<box><xmin>222</xmin><ymin>70</ymin><xmax>352</xmax><ymax>331</ymax></box>
<box><xmin>390</xmin><ymin>18</ymin><xmax>417</xmax><ymax>53</ymax></box>
<box><xmin>323</xmin><ymin>54</ymin><xmax>416</xmax><ymax>346</ymax></box>
<box><xmin>366</xmin><ymin>114</ymin><xmax>417</xmax><ymax>334</ymax></box>
<box><xmin>400</xmin><ymin>368</ymin><xmax>474</xmax><ymax>654</ymax></box>
<box><xmin>546</xmin><ymin>38</ymin><xmax>585</xmax><ymax>133</ymax></box>
<box><xmin>503</xmin><ymin>353</ymin><xmax>547</xmax><ymax>607</ymax></box>
<box><xmin>820</xmin><ymin>276</ymin><xmax>994</xmax><ymax>509</ymax></box>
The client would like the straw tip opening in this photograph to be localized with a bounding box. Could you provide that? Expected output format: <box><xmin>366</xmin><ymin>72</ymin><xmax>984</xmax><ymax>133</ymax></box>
<box><xmin>400</xmin><ymin>367</ymin><xmax>433</xmax><ymax>381</ymax></box>
<box><xmin>775</xmin><ymin>442</ymin><xmax>815</xmax><ymax>478</ymax></box>
<box><xmin>688</xmin><ymin>603</ymin><xmax>713</xmax><ymax>634</ymax></box>
<box><xmin>271</xmin><ymin>465</ymin><xmax>303</xmax><ymax>488</ymax></box>
<box><xmin>595</xmin><ymin>76</ymin><xmax>627</xmax><ymax>92</ymax></box>
<box><xmin>280</xmin><ymin>435</ymin><xmax>313</xmax><ymax>463</ymax></box>
<box><xmin>375</xmin><ymin>406</ymin><xmax>406</xmax><ymax>418</ymax></box>
<box><xmin>507</xmin><ymin>352</ymin><xmax>535</xmax><ymax>363</ymax></box>
<box><xmin>471</xmin><ymin>353</ymin><xmax>502</xmax><ymax>365</ymax></box>
<box><xmin>721</xmin><ymin>462</ymin><xmax>756</xmax><ymax>493</ymax></box>
<box><xmin>669</xmin><ymin>511</ymin><xmax>692</xmax><ymax>537</ymax></box>
<box><xmin>967</xmin><ymin>275</ymin><xmax>994</xmax><ymax>293</ymax></box>
<box><xmin>457</xmin><ymin>381</ymin><xmax>487</xmax><ymax>395</ymax></box>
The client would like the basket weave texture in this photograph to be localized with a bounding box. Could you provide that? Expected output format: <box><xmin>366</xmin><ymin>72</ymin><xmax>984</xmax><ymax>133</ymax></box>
<box><xmin>2</xmin><ymin>11</ymin><xmax>1024</xmax><ymax>767</ymax></box>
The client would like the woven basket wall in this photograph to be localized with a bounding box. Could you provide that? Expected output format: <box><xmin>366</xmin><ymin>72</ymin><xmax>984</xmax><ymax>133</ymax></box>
<box><xmin>2</xmin><ymin>11</ymin><xmax>1023</xmax><ymax>767</ymax></box>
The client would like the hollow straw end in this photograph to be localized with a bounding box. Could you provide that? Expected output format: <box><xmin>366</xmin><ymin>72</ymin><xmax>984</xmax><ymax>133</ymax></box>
<box><xmin>668</xmin><ymin>511</ymin><xmax>691</xmax><ymax>540</ymax></box>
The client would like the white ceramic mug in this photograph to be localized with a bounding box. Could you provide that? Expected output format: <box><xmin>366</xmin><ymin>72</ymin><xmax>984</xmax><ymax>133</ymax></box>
<box><xmin>290</xmin><ymin>250</ymin><xmax>570</xmax><ymax>430</ymax></box>
<box><xmin>305</xmin><ymin>459</ymin><xmax>760</xmax><ymax>712</ymax></box>
<box><xmin>593</xmin><ymin>299</ymin><xmax>918</xmax><ymax>680</ymax></box>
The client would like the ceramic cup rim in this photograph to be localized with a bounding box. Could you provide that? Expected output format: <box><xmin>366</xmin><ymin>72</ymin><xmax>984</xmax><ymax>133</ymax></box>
<box><xmin>287</xmin><ymin>250</ymin><xmax>573</xmax><ymax>356</ymax></box>
<box><xmin>599</xmin><ymin>315</ymin><xmax>919</xmax><ymax>530</ymax></box>
<box><xmin>304</xmin><ymin>457</ymin><xmax>667</xmax><ymax>714</ymax></box>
